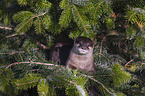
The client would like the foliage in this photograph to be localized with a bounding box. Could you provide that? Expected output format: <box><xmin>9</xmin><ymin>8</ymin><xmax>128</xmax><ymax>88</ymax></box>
<box><xmin>0</xmin><ymin>0</ymin><xmax>145</xmax><ymax>96</ymax></box>
<box><xmin>112</xmin><ymin>63</ymin><xmax>131</xmax><ymax>86</ymax></box>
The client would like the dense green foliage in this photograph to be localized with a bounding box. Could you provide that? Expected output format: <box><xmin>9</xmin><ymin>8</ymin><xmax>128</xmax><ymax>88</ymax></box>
<box><xmin>0</xmin><ymin>0</ymin><xmax>145</xmax><ymax>96</ymax></box>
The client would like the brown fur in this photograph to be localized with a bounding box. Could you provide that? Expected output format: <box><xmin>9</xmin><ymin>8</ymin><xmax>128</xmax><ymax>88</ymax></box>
<box><xmin>66</xmin><ymin>37</ymin><xmax>96</xmax><ymax>74</ymax></box>
<box><xmin>49</xmin><ymin>42</ymin><xmax>73</xmax><ymax>64</ymax></box>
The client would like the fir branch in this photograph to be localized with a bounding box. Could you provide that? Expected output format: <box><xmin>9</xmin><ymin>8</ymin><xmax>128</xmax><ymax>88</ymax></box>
<box><xmin>14</xmin><ymin>12</ymin><xmax>47</xmax><ymax>33</ymax></box>
<box><xmin>76</xmin><ymin>85</ymin><xmax>87</xmax><ymax>96</ymax></box>
<box><xmin>59</xmin><ymin>0</ymin><xmax>67</xmax><ymax>9</ymax></box>
<box><xmin>36</xmin><ymin>41</ymin><xmax>49</xmax><ymax>49</ymax></box>
<box><xmin>36</xmin><ymin>18</ymin><xmax>42</xmax><ymax>33</ymax></box>
<box><xmin>81</xmin><ymin>74</ymin><xmax>113</xmax><ymax>95</ymax></box>
<box><xmin>16</xmin><ymin>80</ymin><xmax>39</xmax><ymax>86</ymax></box>
<box><xmin>0</xmin><ymin>26</ymin><xmax>12</xmax><ymax>30</ymax></box>
<box><xmin>59</xmin><ymin>6</ymin><xmax>72</xmax><ymax>28</ymax></box>
<box><xmin>99</xmin><ymin>53</ymin><xmax>110</xmax><ymax>62</ymax></box>
<box><xmin>13</xmin><ymin>11</ymin><xmax>33</xmax><ymax>23</ymax></box>
<box><xmin>99</xmin><ymin>37</ymin><xmax>106</xmax><ymax>54</ymax></box>
<box><xmin>38</xmin><ymin>1</ymin><xmax>51</xmax><ymax>7</ymax></box>
<box><xmin>0</xmin><ymin>51</ymin><xmax>25</xmax><ymax>55</ymax></box>
<box><xmin>6</xmin><ymin>33</ymin><xmax>23</xmax><ymax>38</ymax></box>
<box><xmin>5</xmin><ymin>62</ymin><xmax>59</xmax><ymax>70</ymax></box>
<box><xmin>125</xmin><ymin>59</ymin><xmax>134</xmax><ymax>67</ymax></box>
<box><xmin>17</xmin><ymin>0</ymin><xmax>27</xmax><ymax>6</ymax></box>
<box><xmin>64</xmin><ymin>78</ymin><xmax>77</xmax><ymax>86</ymax></box>
<box><xmin>64</xmin><ymin>79</ymin><xmax>88</xmax><ymax>96</ymax></box>
<box><xmin>34</xmin><ymin>17</ymin><xmax>44</xmax><ymax>34</ymax></box>
<box><xmin>73</xmin><ymin>4</ymin><xmax>89</xmax><ymax>33</ymax></box>
<box><xmin>14</xmin><ymin>73</ymin><xmax>41</xmax><ymax>90</ymax></box>
<box><xmin>94</xmin><ymin>1</ymin><xmax>105</xmax><ymax>18</ymax></box>
<box><xmin>15</xmin><ymin>17</ymin><xmax>33</xmax><ymax>33</ymax></box>
<box><xmin>132</xmin><ymin>8</ymin><xmax>145</xmax><ymax>15</ymax></box>
<box><xmin>35</xmin><ymin>12</ymin><xmax>47</xmax><ymax>17</ymax></box>
<box><xmin>35</xmin><ymin>0</ymin><xmax>52</xmax><ymax>11</ymax></box>
<box><xmin>37</xmin><ymin>78</ymin><xmax>52</xmax><ymax>96</ymax></box>
<box><xmin>128</xmin><ymin>12</ymin><xmax>137</xmax><ymax>22</ymax></box>
<box><xmin>42</xmin><ymin>14</ymin><xmax>51</xmax><ymax>29</ymax></box>
<box><xmin>112</xmin><ymin>63</ymin><xmax>131</xmax><ymax>86</ymax></box>
<box><xmin>141</xmin><ymin>63</ymin><xmax>145</xmax><ymax>67</ymax></box>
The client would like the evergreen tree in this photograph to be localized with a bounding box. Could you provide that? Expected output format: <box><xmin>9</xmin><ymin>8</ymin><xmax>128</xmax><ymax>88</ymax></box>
<box><xmin>0</xmin><ymin>0</ymin><xmax>145</xmax><ymax>96</ymax></box>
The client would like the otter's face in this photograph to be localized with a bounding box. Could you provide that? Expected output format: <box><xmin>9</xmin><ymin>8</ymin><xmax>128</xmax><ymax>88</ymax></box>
<box><xmin>73</xmin><ymin>37</ymin><xmax>94</xmax><ymax>55</ymax></box>
<box><xmin>74</xmin><ymin>43</ymin><xmax>93</xmax><ymax>54</ymax></box>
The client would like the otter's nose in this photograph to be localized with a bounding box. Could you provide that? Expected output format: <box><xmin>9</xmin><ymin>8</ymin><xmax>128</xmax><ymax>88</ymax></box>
<box><xmin>81</xmin><ymin>45</ymin><xmax>87</xmax><ymax>50</ymax></box>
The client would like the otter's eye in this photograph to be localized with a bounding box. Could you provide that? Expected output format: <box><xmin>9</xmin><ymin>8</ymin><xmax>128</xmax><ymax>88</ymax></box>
<box><xmin>76</xmin><ymin>43</ymin><xmax>80</xmax><ymax>47</ymax></box>
<box><xmin>87</xmin><ymin>46</ymin><xmax>91</xmax><ymax>49</ymax></box>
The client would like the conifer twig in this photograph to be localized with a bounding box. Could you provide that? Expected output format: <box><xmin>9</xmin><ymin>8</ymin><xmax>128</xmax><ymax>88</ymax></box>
<box><xmin>141</xmin><ymin>63</ymin><xmax>145</xmax><ymax>67</ymax></box>
<box><xmin>16</xmin><ymin>80</ymin><xmax>39</xmax><ymax>86</ymax></box>
<box><xmin>0</xmin><ymin>51</ymin><xmax>25</xmax><ymax>55</ymax></box>
<box><xmin>5</xmin><ymin>62</ymin><xmax>58</xmax><ymax>70</ymax></box>
<box><xmin>125</xmin><ymin>59</ymin><xmax>134</xmax><ymax>67</ymax></box>
<box><xmin>81</xmin><ymin>74</ymin><xmax>113</xmax><ymax>95</ymax></box>
<box><xmin>64</xmin><ymin>79</ymin><xmax>77</xmax><ymax>86</ymax></box>
<box><xmin>0</xmin><ymin>26</ymin><xmax>13</xmax><ymax>30</ymax></box>
<box><xmin>6</xmin><ymin>34</ymin><xmax>19</xmax><ymax>38</ymax></box>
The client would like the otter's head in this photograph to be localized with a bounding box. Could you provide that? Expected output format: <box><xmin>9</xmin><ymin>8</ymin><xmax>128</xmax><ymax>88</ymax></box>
<box><xmin>72</xmin><ymin>37</ymin><xmax>94</xmax><ymax>55</ymax></box>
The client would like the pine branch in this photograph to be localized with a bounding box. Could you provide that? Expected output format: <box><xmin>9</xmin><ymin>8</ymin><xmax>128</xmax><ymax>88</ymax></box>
<box><xmin>59</xmin><ymin>5</ymin><xmax>72</xmax><ymax>28</ymax></box>
<box><xmin>5</xmin><ymin>33</ymin><xmax>24</xmax><ymax>38</ymax></box>
<box><xmin>93</xmin><ymin>1</ymin><xmax>105</xmax><ymax>18</ymax></box>
<box><xmin>14</xmin><ymin>16</ymin><xmax>33</xmax><ymax>33</ymax></box>
<box><xmin>42</xmin><ymin>14</ymin><xmax>51</xmax><ymax>29</ymax></box>
<box><xmin>13</xmin><ymin>73</ymin><xmax>41</xmax><ymax>90</ymax></box>
<box><xmin>17</xmin><ymin>0</ymin><xmax>28</xmax><ymax>6</ymax></box>
<box><xmin>141</xmin><ymin>63</ymin><xmax>145</xmax><ymax>67</ymax></box>
<box><xmin>125</xmin><ymin>59</ymin><xmax>134</xmax><ymax>66</ymax></box>
<box><xmin>0</xmin><ymin>26</ymin><xmax>12</xmax><ymax>30</ymax></box>
<box><xmin>72</xmin><ymin>4</ymin><xmax>91</xmax><ymax>34</ymax></box>
<box><xmin>112</xmin><ymin>63</ymin><xmax>131</xmax><ymax>86</ymax></box>
<box><xmin>37</xmin><ymin>78</ymin><xmax>54</xmax><ymax>96</ymax></box>
<box><xmin>64</xmin><ymin>78</ymin><xmax>88</xmax><ymax>96</ymax></box>
<box><xmin>81</xmin><ymin>74</ymin><xmax>113</xmax><ymax>95</ymax></box>
<box><xmin>5</xmin><ymin>62</ymin><xmax>59</xmax><ymax>70</ymax></box>
<box><xmin>59</xmin><ymin>0</ymin><xmax>67</xmax><ymax>9</ymax></box>
<box><xmin>36</xmin><ymin>41</ymin><xmax>49</xmax><ymax>49</ymax></box>
<box><xmin>34</xmin><ymin>17</ymin><xmax>45</xmax><ymax>34</ymax></box>
<box><xmin>0</xmin><ymin>51</ymin><xmax>25</xmax><ymax>55</ymax></box>
<box><xmin>127</xmin><ymin>7</ymin><xmax>145</xmax><ymax>27</ymax></box>
<box><xmin>13</xmin><ymin>11</ymin><xmax>47</xmax><ymax>34</ymax></box>
<box><xmin>16</xmin><ymin>80</ymin><xmax>39</xmax><ymax>86</ymax></box>
<box><xmin>128</xmin><ymin>12</ymin><xmax>137</xmax><ymax>22</ymax></box>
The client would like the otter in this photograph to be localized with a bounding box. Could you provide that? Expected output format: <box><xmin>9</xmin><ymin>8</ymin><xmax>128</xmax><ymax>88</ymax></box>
<box><xmin>66</xmin><ymin>37</ymin><xmax>96</xmax><ymax>74</ymax></box>
<box><xmin>49</xmin><ymin>37</ymin><xmax>98</xmax><ymax>96</ymax></box>
<box><xmin>49</xmin><ymin>42</ymin><xmax>73</xmax><ymax>64</ymax></box>
<box><xmin>49</xmin><ymin>42</ymin><xmax>65</xmax><ymax>63</ymax></box>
